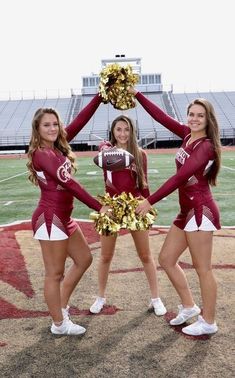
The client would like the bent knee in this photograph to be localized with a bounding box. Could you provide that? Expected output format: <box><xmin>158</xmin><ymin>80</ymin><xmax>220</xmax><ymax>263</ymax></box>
<box><xmin>45</xmin><ymin>270</ymin><xmax>64</xmax><ymax>282</ymax></box>
<box><xmin>158</xmin><ymin>252</ymin><xmax>175</xmax><ymax>269</ymax></box>
<box><xmin>194</xmin><ymin>265</ymin><xmax>213</xmax><ymax>276</ymax></box>
<box><xmin>158</xmin><ymin>253</ymin><xmax>168</xmax><ymax>268</ymax></box>
<box><xmin>101</xmin><ymin>253</ymin><xmax>114</xmax><ymax>264</ymax></box>
<box><xmin>139</xmin><ymin>253</ymin><xmax>152</xmax><ymax>264</ymax></box>
<box><xmin>80</xmin><ymin>251</ymin><xmax>93</xmax><ymax>269</ymax></box>
<box><xmin>86</xmin><ymin>253</ymin><xmax>93</xmax><ymax>267</ymax></box>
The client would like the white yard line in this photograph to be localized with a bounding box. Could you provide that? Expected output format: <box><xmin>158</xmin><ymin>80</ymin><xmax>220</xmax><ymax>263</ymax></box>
<box><xmin>0</xmin><ymin>171</ymin><xmax>27</xmax><ymax>183</ymax></box>
<box><xmin>3</xmin><ymin>201</ymin><xmax>13</xmax><ymax>206</ymax></box>
<box><xmin>222</xmin><ymin>165</ymin><xmax>235</xmax><ymax>171</ymax></box>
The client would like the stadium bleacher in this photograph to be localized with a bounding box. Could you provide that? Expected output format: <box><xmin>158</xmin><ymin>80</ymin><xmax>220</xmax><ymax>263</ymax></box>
<box><xmin>1</xmin><ymin>56</ymin><xmax>234</xmax><ymax>151</ymax></box>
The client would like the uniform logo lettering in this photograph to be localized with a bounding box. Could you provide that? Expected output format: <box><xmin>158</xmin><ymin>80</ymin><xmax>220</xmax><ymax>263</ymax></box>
<box><xmin>57</xmin><ymin>161</ymin><xmax>71</xmax><ymax>183</ymax></box>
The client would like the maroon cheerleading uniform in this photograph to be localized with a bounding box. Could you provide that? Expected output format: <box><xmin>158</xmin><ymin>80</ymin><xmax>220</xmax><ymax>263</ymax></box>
<box><xmin>99</xmin><ymin>141</ymin><xmax>150</xmax><ymax>198</ymax></box>
<box><xmin>32</xmin><ymin>94</ymin><xmax>102</xmax><ymax>240</ymax></box>
<box><xmin>135</xmin><ymin>92</ymin><xmax>221</xmax><ymax>231</ymax></box>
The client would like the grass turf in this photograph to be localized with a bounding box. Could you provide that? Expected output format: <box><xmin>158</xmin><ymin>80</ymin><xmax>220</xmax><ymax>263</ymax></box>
<box><xmin>0</xmin><ymin>150</ymin><xmax>234</xmax><ymax>226</ymax></box>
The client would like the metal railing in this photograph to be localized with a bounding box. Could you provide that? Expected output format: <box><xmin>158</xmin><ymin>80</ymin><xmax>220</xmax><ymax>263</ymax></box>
<box><xmin>1</xmin><ymin>128</ymin><xmax>234</xmax><ymax>149</ymax></box>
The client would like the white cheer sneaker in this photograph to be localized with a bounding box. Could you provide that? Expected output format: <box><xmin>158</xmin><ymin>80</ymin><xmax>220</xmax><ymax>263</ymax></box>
<box><xmin>149</xmin><ymin>298</ymin><xmax>167</xmax><ymax>316</ymax></box>
<box><xmin>170</xmin><ymin>304</ymin><xmax>201</xmax><ymax>326</ymax></box>
<box><xmin>51</xmin><ymin>318</ymin><xmax>86</xmax><ymax>335</ymax></box>
<box><xmin>89</xmin><ymin>297</ymin><xmax>106</xmax><ymax>314</ymax></box>
<box><xmin>182</xmin><ymin>315</ymin><xmax>218</xmax><ymax>336</ymax></box>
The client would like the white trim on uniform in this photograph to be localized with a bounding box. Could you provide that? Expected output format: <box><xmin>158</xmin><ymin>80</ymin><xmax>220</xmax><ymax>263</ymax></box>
<box><xmin>184</xmin><ymin>214</ymin><xmax>217</xmax><ymax>232</ymax></box>
<box><xmin>34</xmin><ymin>222</ymin><xmax>68</xmax><ymax>240</ymax></box>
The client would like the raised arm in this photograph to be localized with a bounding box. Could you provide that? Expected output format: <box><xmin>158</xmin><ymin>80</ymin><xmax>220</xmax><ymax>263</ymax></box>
<box><xmin>34</xmin><ymin>149</ymin><xmax>102</xmax><ymax>211</ymax></box>
<box><xmin>129</xmin><ymin>88</ymin><xmax>189</xmax><ymax>139</ymax></box>
<box><xmin>65</xmin><ymin>94</ymin><xmax>102</xmax><ymax>142</ymax></box>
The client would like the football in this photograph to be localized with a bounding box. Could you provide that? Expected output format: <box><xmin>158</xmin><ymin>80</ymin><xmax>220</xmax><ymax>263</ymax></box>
<box><xmin>93</xmin><ymin>147</ymin><xmax>134</xmax><ymax>171</ymax></box>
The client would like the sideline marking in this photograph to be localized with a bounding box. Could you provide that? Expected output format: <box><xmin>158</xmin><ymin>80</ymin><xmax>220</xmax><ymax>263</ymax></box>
<box><xmin>0</xmin><ymin>171</ymin><xmax>27</xmax><ymax>183</ymax></box>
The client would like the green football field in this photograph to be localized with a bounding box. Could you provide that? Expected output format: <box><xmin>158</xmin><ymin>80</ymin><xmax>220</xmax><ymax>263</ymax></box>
<box><xmin>0</xmin><ymin>150</ymin><xmax>234</xmax><ymax>226</ymax></box>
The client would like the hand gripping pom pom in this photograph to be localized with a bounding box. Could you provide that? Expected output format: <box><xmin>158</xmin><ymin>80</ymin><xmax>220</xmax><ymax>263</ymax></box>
<box><xmin>93</xmin><ymin>147</ymin><xmax>134</xmax><ymax>172</ymax></box>
<box><xmin>90</xmin><ymin>192</ymin><xmax>158</xmax><ymax>236</ymax></box>
<box><xmin>99</xmin><ymin>63</ymin><xmax>139</xmax><ymax>110</ymax></box>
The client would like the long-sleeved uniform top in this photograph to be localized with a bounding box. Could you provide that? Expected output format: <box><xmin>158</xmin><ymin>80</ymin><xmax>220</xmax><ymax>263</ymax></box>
<box><xmin>32</xmin><ymin>94</ymin><xmax>102</xmax><ymax>240</ymax></box>
<box><xmin>135</xmin><ymin>92</ymin><xmax>220</xmax><ymax>231</ymax></box>
<box><xmin>98</xmin><ymin>140</ymin><xmax>150</xmax><ymax>198</ymax></box>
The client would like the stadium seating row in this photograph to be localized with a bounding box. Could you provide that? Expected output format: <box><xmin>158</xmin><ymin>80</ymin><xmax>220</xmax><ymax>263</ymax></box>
<box><xmin>0</xmin><ymin>91</ymin><xmax>234</xmax><ymax>149</ymax></box>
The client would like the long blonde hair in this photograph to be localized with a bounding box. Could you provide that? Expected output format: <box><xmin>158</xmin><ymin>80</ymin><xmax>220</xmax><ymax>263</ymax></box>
<box><xmin>110</xmin><ymin>115</ymin><xmax>147</xmax><ymax>190</ymax></box>
<box><xmin>187</xmin><ymin>98</ymin><xmax>221</xmax><ymax>186</ymax></box>
<box><xmin>27</xmin><ymin>108</ymin><xmax>76</xmax><ymax>186</ymax></box>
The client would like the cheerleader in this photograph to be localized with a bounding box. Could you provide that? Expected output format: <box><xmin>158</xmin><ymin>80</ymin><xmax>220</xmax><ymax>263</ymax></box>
<box><xmin>130</xmin><ymin>87</ymin><xmax>221</xmax><ymax>336</ymax></box>
<box><xmin>89</xmin><ymin>115</ymin><xmax>166</xmax><ymax>316</ymax></box>
<box><xmin>27</xmin><ymin>95</ymin><xmax>109</xmax><ymax>335</ymax></box>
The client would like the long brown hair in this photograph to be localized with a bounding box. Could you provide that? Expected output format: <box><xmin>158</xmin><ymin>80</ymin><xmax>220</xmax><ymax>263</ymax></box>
<box><xmin>187</xmin><ymin>98</ymin><xmax>221</xmax><ymax>186</ymax></box>
<box><xmin>27</xmin><ymin>108</ymin><xmax>76</xmax><ymax>186</ymax></box>
<box><xmin>110</xmin><ymin>115</ymin><xmax>147</xmax><ymax>190</ymax></box>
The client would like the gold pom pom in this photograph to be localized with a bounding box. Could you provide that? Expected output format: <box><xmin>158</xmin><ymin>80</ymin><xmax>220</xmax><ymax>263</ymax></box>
<box><xmin>90</xmin><ymin>192</ymin><xmax>157</xmax><ymax>236</ymax></box>
<box><xmin>99</xmin><ymin>63</ymin><xmax>139</xmax><ymax>110</ymax></box>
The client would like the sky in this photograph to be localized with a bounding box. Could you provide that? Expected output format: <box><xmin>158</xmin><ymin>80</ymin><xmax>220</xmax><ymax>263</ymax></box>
<box><xmin>1</xmin><ymin>0</ymin><xmax>234</xmax><ymax>97</ymax></box>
